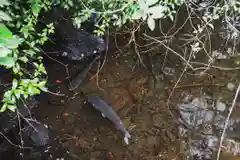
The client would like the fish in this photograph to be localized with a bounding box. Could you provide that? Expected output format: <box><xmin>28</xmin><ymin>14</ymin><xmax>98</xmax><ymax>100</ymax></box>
<box><xmin>87</xmin><ymin>96</ymin><xmax>131</xmax><ymax>145</ymax></box>
<box><xmin>22</xmin><ymin>122</ymin><xmax>50</xmax><ymax>147</ymax></box>
<box><xmin>68</xmin><ymin>56</ymin><xmax>100</xmax><ymax>91</ymax></box>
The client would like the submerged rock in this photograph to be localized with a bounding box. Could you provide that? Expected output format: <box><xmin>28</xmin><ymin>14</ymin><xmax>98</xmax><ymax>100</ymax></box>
<box><xmin>178</xmin><ymin>94</ymin><xmax>240</xmax><ymax>159</ymax></box>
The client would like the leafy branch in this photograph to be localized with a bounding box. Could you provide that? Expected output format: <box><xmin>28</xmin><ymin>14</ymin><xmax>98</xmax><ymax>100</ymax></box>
<box><xmin>0</xmin><ymin>0</ymin><xmax>54</xmax><ymax>112</ymax></box>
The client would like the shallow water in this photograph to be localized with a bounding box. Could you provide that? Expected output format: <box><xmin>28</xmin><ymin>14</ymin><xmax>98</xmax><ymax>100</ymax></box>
<box><xmin>2</xmin><ymin>3</ymin><xmax>240</xmax><ymax>160</ymax></box>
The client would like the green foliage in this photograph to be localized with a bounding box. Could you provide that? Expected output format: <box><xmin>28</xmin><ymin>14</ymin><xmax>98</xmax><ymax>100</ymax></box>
<box><xmin>132</xmin><ymin>0</ymin><xmax>184</xmax><ymax>30</ymax></box>
<box><xmin>0</xmin><ymin>1</ymin><xmax>22</xmax><ymax>68</ymax></box>
<box><xmin>1</xmin><ymin>78</ymin><xmax>47</xmax><ymax>112</ymax></box>
<box><xmin>59</xmin><ymin>0</ymin><xmax>138</xmax><ymax>36</ymax></box>
<box><xmin>58</xmin><ymin>0</ymin><xmax>183</xmax><ymax>35</ymax></box>
<box><xmin>0</xmin><ymin>0</ymin><xmax>54</xmax><ymax>112</ymax></box>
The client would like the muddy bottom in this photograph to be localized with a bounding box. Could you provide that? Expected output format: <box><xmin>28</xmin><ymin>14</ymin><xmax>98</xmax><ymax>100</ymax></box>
<box><xmin>33</xmin><ymin>43</ymin><xmax>180</xmax><ymax>160</ymax></box>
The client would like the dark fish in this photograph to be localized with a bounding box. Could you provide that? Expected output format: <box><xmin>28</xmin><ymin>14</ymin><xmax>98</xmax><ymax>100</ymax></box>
<box><xmin>63</xmin><ymin>34</ymin><xmax>105</xmax><ymax>60</ymax></box>
<box><xmin>68</xmin><ymin>56</ymin><xmax>99</xmax><ymax>91</ymax></box>
<box><xmin>22</xmin><ymin>122</ymin><xmax>50</xmax><ymax>147</ymax></box>
<box><xmin>87</xmin><ymin>96</ymin><xmax>131</xmax><ymax>145</ymax></box>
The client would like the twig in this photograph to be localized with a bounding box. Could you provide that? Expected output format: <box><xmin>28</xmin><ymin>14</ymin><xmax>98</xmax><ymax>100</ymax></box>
<box><xmin>18</xmin><ymin>111</ymin><xmax>39</xmax><ymax>133</ymax></box>
<box><xmin>191</xmin><ymin>62</ymin><xmax>240</xmax><ymax>71</ymax></box>
<box><xmin>20</xmin><ymin>98</ymin><xmax>33</xmax><ymax>121</ymax></box>
<box><xmin>79</xmin><ymin>0</ymin><xmax>131</xmax><ymax>15</ymax></box>
<box><xmin>113</xmin><ymin>23</ymin><xmax>142</xmax><ymax>60</ymax></box>
<box><xmin>216</xmin><ymin>83</ymin><xmax>240</xmax><ymax>160</ymax></box>
<box><xmin>41</xmin><ymin>48</ymin><xmax>71</xmax><ymax>83</ymax></box>
<box><xmin>90</xmin><ymin>27</ymin><xmax>110</xmax><ymax>81</ymax></box>
<box><xmin>45</xmin><ymin>90</ymin><xmax>65</xmax><ymax>96</ymax></box>
<box><xmin>143</xmin><ymin>34</ymin><xmax>194</xmax><ymax>69</ymax></box>
<box><xmin>95</xmin><ymin>60</ymin><xmax>105</xmax><ymax>92</ymax></box>
<box><xmin>166</xmin><ymin>49</ymin><xmax>194</xmax><ymax>112</ymax></box>
<box><xmin>165</xmin><ymin>83</ymin><xmax>226</xmax><ymax>90</ymax></box>
<box><xmin>16</xmin><ymin>110</ymin><xmax>24</xmax><ymax>157</ymax></box>
<box><xmin>0</xmin><ymin>131</ymin><xmax>31</xmax><ymax>149</ymax></box>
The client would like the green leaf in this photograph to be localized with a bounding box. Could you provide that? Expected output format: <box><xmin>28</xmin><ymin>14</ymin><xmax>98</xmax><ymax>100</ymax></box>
<box><xmin>132</xmin><ymin>9</ymin><xmax>145</xmax><ymax>20</ymax></box>
<box><xmin>9</xmin><ymin>95</ymin><xmax>16</xmax><ymax>104</ymax></box>
<box><xmin>33</xmin><ymin>62</ymin><xmax>39</xmax><ymax>68</ymax></box>
<box><xmin>147</xmin><ymin>17</ymin><xmax>155</xmax><ymax>31</ymax></box>
<box><xmin>27</xmin><ymin>84</ymin><xmax>40</xmax><ymax>95</ymax></box>
<box><xmin>12</xmin><ymin>79</ymin><xmax>18</xmax><ymax>90</ymax></box>
<box><xmin>34</xmin><ymin>71</ymin><xmax>39</xmax><ymax>77</ymax></box>
<box><xmin>148</xmin><ymin>5</ymin><xmax>166</xmax><ymax>19</ymax></box>
<box><xmin>6</xmin><ymin>36</ymin><xmax>22</xmax><ymax>49</ymax></box>
<box><xmin>145</xmin><ymin>0</ymin><xmax>159</xmax><ymax>6</ymax></box>
<box><xmin>7</xmin><ymin>105</ymin><xmax>16</xmax><ymax>112</ymax></box>
<box><xmin>31</xmin><ymin>4</ymin><xmax>41</xmax><ymax>16</ymax></box>
<box><xmin>0</xmin><ymin>103</ymin><xmax>7</xmax><ymax>112</ymax></box>
<box><xmin>31</xmin><ymin>78</ymin><xmax>39</xmax><ymax>84</ymax></box>
<box><xmin>23</xmin><ymin>93</ymin><xmax>28</xmax><ymax>99</ymax></box>
<box><xmin>0</xmin><ymin>37</ymin><xmax>7</xmax><ymax>47</ymax></box>
<box><xmin>17</xmin><ymin>71</ymin><xmax>23</xmax><ymax>76</ymax></box>
<box><xmin>3</xmin><ymin>90</ymin><xmax>12</xmax><ymax>98</ymax></box>
<box><xmin>20</xmin><ymin>79</ymin><xmax>30</xmax><ymax>87</ymax></box>
<box><xmin>38</xmin><ymin>64</ymin><xmax>46</xmax><ymax>74</ymax></box>
<box><xmin>27</xmin><ymin>84</ymin><xmax>33</xmax><ymax>94</ymax></box>
<box><xmin>0</xmin><ymin>56</ymin><xmax>15</xmax><ymax>67</ymax></box>
<box><xmin>33</xmin><ymin>88</ymin><xmax>40</xmax><ymax>94</ymax></box>
<box><xmin>0</xmin><ymin>47</ymin><xmax>11</xmax><ymax>57</ymax></box>
<box><xmin>24</xmin><ymin>49</ymin><xmax>36</xmax><ymax>56</ymax></box>
<box><xmin>0</xmin><ymin>0</ymin><xmax>10</xmax><ymax>6</ymax></box>
<box><xmin>19</xmin><ymin>56</ymin><xmax>28</xmax><ymax>63</ymax></box>
<box><xmin>0</xmin><ymin>11</ymin><xmax>12</xmax><ymax>21</ymax></box>
<box><xmin>14</xmin><ymin>89</ymin><xmax>22</xmax><ymax>99</ymax></box>
<box><xmin>13</xmin><ymin>62</ymin><xmax>20</xmax><ymax>74</ymax></box>
<box><xmin>40</xmin><ymin>87</ymin><xmax>48</xmax><ymax>92</ymax></box>
<box><xmin>38</xmin><ymin>81</ymin><xmax>47</xmax><ymax>88</ymax></box>
<box><xmin>28</xmin><ymin>0</ymin><xmax>41</xmax><ymax>3</ymax></box>
<box><xmin>0</xmin><ymin>23</ymin><xmax>12</xmax><ymax>38</ymax></box>
<box><xmin>138</xmin><ymin>0</ymin><xmax>149</xmax><ymax>13</ymax></box>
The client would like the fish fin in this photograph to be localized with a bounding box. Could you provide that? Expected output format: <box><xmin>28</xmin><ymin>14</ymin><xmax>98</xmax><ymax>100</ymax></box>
<box><xmin>101</xmin><ymin>113</ymin><xmax>105</xmax><ymax>118</ymax></box>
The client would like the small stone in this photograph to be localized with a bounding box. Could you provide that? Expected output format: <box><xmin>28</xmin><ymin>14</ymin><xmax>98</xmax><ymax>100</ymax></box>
<box><xmin>62</xmin><ymin>52</ymin><xmax>68</xmax><ymax>56</ymax></box>
<box><xmin>216</xmin><ymin>101</ymin><xmax>226</xmax><ymax>112</ymax></box>
<box><xmin>227</xmin><ymin>83</ymin><xmax>235</xmax><ymax>91</ymax></box>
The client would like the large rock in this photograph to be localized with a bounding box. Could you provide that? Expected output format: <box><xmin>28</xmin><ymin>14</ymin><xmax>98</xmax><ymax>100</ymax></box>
<box><xmin>45</xmin><ymin>8</ymin><xmax>106</xmax><ymax>61</ymax></box>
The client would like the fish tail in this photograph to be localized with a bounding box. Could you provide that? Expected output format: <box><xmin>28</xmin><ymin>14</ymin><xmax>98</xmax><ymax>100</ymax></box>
<box><xmin>123</xmin><ymin>131</ymin><xmax>131</xmax><ymax>145</ymax></box>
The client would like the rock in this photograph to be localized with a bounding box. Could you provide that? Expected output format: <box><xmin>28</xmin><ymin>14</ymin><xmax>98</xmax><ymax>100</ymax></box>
<box><xmin>45</xmin><ymin>9</ymin><xmax>105</xmax><ymax>61</ymax></box>
<box><xmin>216</xmin><ymin>101</ymin><xmax>226</xmax><ymax>112</ymax></box>
<box><xmin>227</xmin><ymin>83</ymin><xmax>235</xmax><ymax>91</ymax></box>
